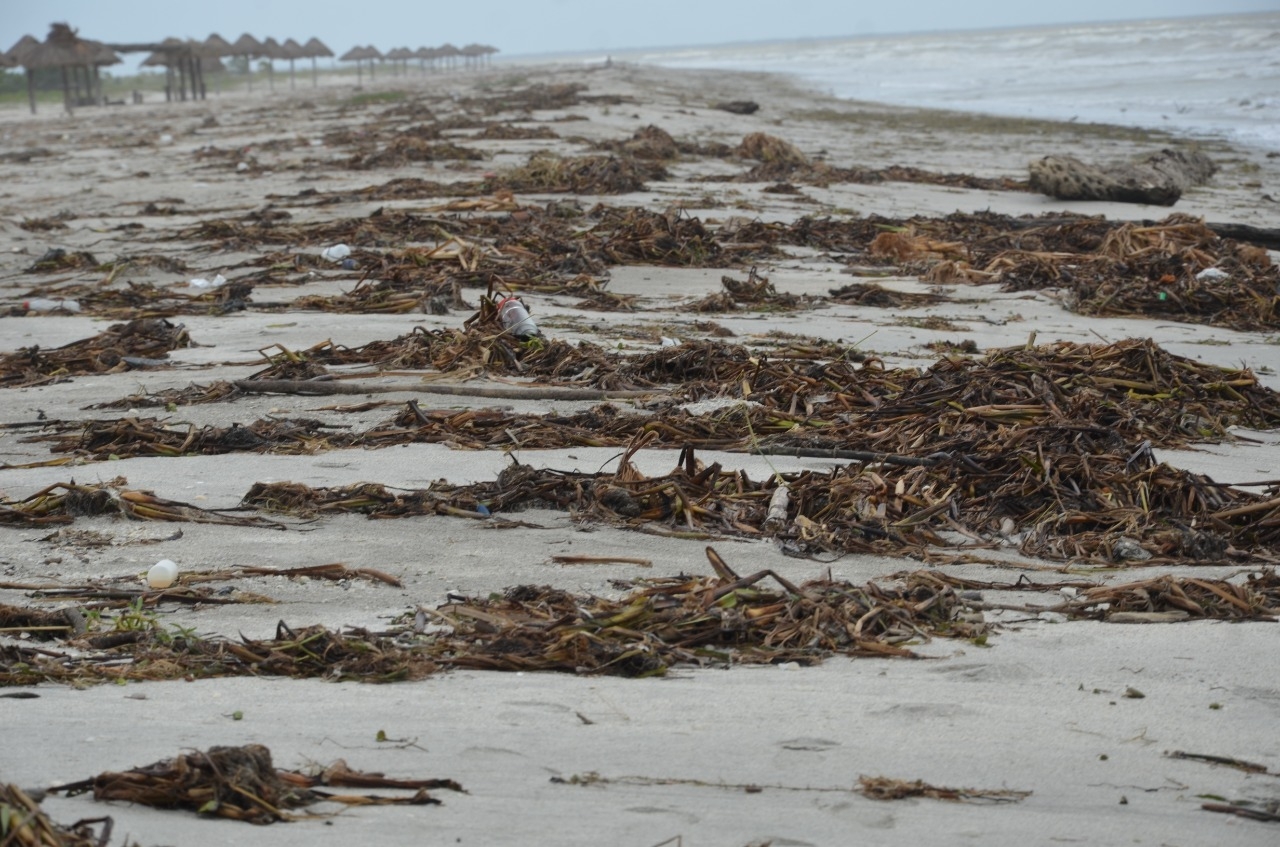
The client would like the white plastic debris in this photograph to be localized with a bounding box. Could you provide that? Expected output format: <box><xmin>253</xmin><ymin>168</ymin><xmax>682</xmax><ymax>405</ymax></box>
<box><xmin>762</xmin><ymin>484</ymin><xmax>790</xmax><ymax>531</ymax></box>
<box><xmin>1196</xmin><ymin>267</ymin><xmax>1229</xmax><ymax>281</ymax></box>
<box><xmin>188</xmin><ymin>274</ymin><xmax>226</xmax><ymax>290</ymax></box>
<box><xmin>659</xmin><ymin>336</ymin><xmax>680</xmax><ymax>348</ymax></box>
<box><xmin>236</xmin><ymin>161</ymin><xmax>250</xmax><ymax>172</ymax></box>
<box><xmin>321</xmin><ymin>243</ymin><xmax>351</xmax><ymax>262</ymax></box>
<box><xmin>158</xmin><ymin>133</ymin><xmax>174</xmax><ymax>145</ymax></box>
<box><xmin>23</xmin><ymin>298</ymin><xmax>81</xmax><ymax>313</ymax></box>
<box><xmin>147</xmin><ymin>559</ymin><xmax>179</xmax><ymax>589</ymax></box>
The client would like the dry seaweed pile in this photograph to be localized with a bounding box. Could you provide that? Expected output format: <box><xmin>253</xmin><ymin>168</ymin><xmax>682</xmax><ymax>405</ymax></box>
<box><xmin>828</xmin><ymin>282</ymin><xmax>948</xmax><ymax>308</ymax></box>
<box><xmin>24</xmin><ymin>248</ymin><xmax>99</xmax><ymax>273</ymax></box>
<box><xmin>1062</xmin><ymin>570</ymin><xmax>1280</xmax><ymax>620</ymax></box>
<box><xmin>49</xmin><ymin>745</ymin><xmax>461</xmax><ymax>824</ymax></box>
<box><xmin>727</xmin><ymin>211</ymin><xmax>1278</xmax><ymax>331</ymax></box>
<box><xmin>0</xmin><ymin>783</ymin><xmax>113</xmax><ymax>847</ymax></box>
<box><xmin>6</xmin><ymin>555</ymin><xmax>1273</xmax><ymax>690</ymax></box>
<box><xmin>719</xmin><ymin>132</ymin><xmax>1029</xmax><ymax>191</ymax></box>
<box><xmin>690</xmin><ymin>268</ymin><xmax>808</xmax><ymax>312</ymax></box>
<box><xmin>492</xmin><ymin>152</ymin><xmax>666</xmax><ymax>194</ymax></box>
<box><xmin>215</xmin><ymin>338</ymin><xmax>1280</xmax><ymax>563</ymax></box>
<box><xmin>0</xmin><ymin>480</ymin><xmax>286</xmax><ymax>530</ymax></box>
<box><xmin>33</xmin><ymin>416</ymin><xmax>359</xmax><ymax>459</ymax></box>
<box><xmin>346</xmin><ymin>137</ymin><xmax>485</xmax><ymax>169</ymax></box>
<box><xmin>0</xmin><ymin>319</ymin><xmax>192</xmax><ymax>388</ymax></box>
<box><xmin>593</xmin><ymin>125</ymin><xmax>682</xmax><ymax>160</ymax></box>
<box><xmin>1</xmin><ymin>550</ymin><xmax>981</xmax><ymax>687</ymax></box>
<box><xmin>457</xmin><ymin>82</ymin><xmax>594</xmax><ymax>114</ymax></box>
<box><xmin>53</xmin><ymin>334</ymin><xmax>1280</xmax><ymax>460</ymax></box>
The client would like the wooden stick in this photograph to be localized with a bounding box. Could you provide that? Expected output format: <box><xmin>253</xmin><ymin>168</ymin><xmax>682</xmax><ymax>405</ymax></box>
<box><xmin>551</xmin><ymin>555</ymin><xmax>653</xmax><ymax>567</ymax></box>
<box><xmin>232</xmin><ymin>379</ymin><xmax>655</xmax><ymax>401</ymax></box>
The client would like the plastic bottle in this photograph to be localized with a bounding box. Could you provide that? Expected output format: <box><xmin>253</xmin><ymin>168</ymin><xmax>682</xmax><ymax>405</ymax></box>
<box><xmin>147</xmin><ymin>559</ymin><xmax>179</xmax><ymax>589</ymax></box>
<box><xmin>497</xmin><ymin>297</ymin><xmax>541</xmax><ymax>339</ymax></box>
<box><xmin>24</xmin><ymin>298</ymin><xmax>81</xmax><ymax>313</ymax></box>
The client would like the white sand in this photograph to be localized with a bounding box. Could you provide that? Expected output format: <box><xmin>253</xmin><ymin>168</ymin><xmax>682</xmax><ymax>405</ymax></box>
<box><xmin>1</xmin><ymin>62</ymin><xmax>1277</xmax><ymax>845</ymax></box>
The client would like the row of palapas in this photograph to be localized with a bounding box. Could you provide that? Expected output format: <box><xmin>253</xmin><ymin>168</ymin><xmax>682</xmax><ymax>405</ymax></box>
<box><xmin>1</xmin><ymin>23</ymin><xmax>500</xmax><ymax>112</ymax></box>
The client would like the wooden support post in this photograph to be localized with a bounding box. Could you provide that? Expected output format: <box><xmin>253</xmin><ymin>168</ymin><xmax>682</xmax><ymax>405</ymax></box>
<box><xmin>26</xmin><ymin>67</ymin><xmax>36</xmax><ymax>114</ymax></box>
<box><xmin>60</xmin><ymin>65</ymin><xmax>72</xmax><ymax>114</ymax></box>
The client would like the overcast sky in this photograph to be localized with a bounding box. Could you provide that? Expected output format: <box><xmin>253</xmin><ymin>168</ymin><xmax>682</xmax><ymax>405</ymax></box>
<box><xmin>4</xmin><ymin>1</ymin><xmax>1276</xmax><ymax>57</ymax></box>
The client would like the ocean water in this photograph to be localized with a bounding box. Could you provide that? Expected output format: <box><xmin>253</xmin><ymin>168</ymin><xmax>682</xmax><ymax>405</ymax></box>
<box><xmin>630</xmin><ymin>13</ymin><xmax>1280</xmax><ymax>151</ymax></box>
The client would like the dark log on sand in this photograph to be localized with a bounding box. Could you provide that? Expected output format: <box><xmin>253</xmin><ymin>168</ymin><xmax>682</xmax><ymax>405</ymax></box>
<box><xmin>1029</xmin><ymin>149</ymin><xmax>1217</xmax><ymax>206</ymax></box>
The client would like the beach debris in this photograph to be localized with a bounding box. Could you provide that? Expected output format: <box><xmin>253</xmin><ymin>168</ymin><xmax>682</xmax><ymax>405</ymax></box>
<box><xmin>24</xmin><ymin>248</ymin><xmax>98</xmax><ymax>274</ymax></box>
<box><xmin>691</xmin><ymin>267</ymin><xmax>805</xmax><ymax>311</ymax></box>
<box><xmin>0</xmin><ymin>479</ymin><xmax>288</xmax><ymax>530</ymax></box>
<box><xmin>714</xmin><ymin>100</ymin><xmax>760</xmax><ymax>115</ymax></box>
<box><xmin>3</xmin><ymin>566</ymin><xmax>1275</xmax><ymax>688</ymax></box>
<box><xmin>319</xmin><ymin>243</ymin><xmax>351</xmax><ymax>262</ymax></box>
<box><xmin>21</xmin><ymin>298</ymin><xmax>81</xmax><ymax>313</ymax></box>
<box><xmin>828</xmin><ymin>282</ymin><xmax>947</xmax><ymax>308</ymax></box>
<box><xmin>0</xmin><ymin>319</ymin><xmax>192</xmax><ymax>388</ymax></box>
<box><xmin>1029</xmin><ymin>149</ymin><xmax>1217</xmax><ymax>206</ymax></box>
<box><xmin>146</xmin><ymin>559</ymin><xmax>179</xmax><ymax>589</ymax></box>
<box><xmin>857</xmin><ymin>776</ymin><xmax>1031</xmax><ymax>803</ymax></box>
<box><xmin>495</xmin><ymin>295</ymin><xmax>541</xmax><ymax>338</ymax></box>
<box><xmin>28</xmin><ymin>335</ymin><xmax>1280</xmax><ymax>564</ymax></box>
<box><xmin>593</xmin><ymin>125</ymin><xmax>680</xmax><ymax>160</ymax></box>
<box><xmin>0</xmin><ymin>783</ymin><xmax>113</xmax><ymax>847</ymax></box>
<box><xmin>48</xmin><ymin>745</ymin><xmax>462</xmax><ymax>824</ymax></box>
<box><xmin>494</xmin><ymin>151</ymin><xmax>664</xmax><ymax>194</ymax></box>
<box><xmin>0</xmin><ymin>548</ymin><xmax>983</xmax><ymax>686</ymax></box>
<box><xmin>187</xmin><ymin>274</ymin><xmax>226</xmax><ymax>290</ymax></box>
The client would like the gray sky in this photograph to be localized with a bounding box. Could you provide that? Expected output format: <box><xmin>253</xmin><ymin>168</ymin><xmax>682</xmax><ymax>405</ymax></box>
<box><xmin>4</xmin><ymin>0</ymin><xmax>1277</xmax><ymax>58</ymax></box>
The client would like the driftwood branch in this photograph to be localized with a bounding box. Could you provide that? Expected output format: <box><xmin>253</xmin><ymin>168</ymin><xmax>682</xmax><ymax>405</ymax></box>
<box><xmin>232</xmin><ymin>379</ymin><xmax>655</xmax><ymax>401</ymax></box>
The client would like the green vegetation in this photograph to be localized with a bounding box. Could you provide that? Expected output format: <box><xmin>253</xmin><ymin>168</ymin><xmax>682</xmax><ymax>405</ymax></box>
<box><xmin>342</xmin><ymin>89</ymin><xmax>411</xmax><ymax>107</ymax></box>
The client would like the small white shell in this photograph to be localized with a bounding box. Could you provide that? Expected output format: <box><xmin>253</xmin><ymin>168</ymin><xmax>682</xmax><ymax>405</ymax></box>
<box><xmin>147</xmin><ymin>559</ymin><xmax>179</xmax><ymax>589</ymax></box>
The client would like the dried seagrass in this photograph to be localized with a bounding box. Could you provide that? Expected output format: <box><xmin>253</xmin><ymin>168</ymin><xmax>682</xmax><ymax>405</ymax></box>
<box><xmin>0</xmin><ymin>319</ymin><xmax>192</xmax><ymax>388</ymax></box>
<box><xmin>49</xmin><ymin>745</ymin><xmax>461</xmax><ymax>824</ymax></box>
<box><xmin>0</xmin><ymin>783</ymin><xmax>112</xmax><ymax>847</ymax></box>
<box><xmin>1</xmin><ymin>549</ymin><xmax>979</xmax><ymax>687</ymax></box>
<box><xmin>0</xmin><ymin>480</ymin><xmax>286</xmax><ymax>530</ymax></box>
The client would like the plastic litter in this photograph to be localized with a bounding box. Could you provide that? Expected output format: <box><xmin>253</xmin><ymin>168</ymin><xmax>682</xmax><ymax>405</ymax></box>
<box><xmin>497</xmin><ymin>296</ymin><xmax>541</xmax><ymax>339</ymax></box>
<box><xmin>659</xmin><ymin>336</ymin><xmax>680</xmax><ymax>348</ymax></box>
<box><xmin>23</xmin><ymin>298</ymin><xmax>81</xmax><ymax>313</ymax></box>
<box><xmin>236</xmin><ymin>161</ymin><xmax>250</xmax><ymax>173</ymax></box>
<box><xmin>321</xmin><ymin>244</ymin><xmax>351</xmax><ymax>262</ymax></box>
<box><xmin>147</xmin><ymin>559</ymin><xmax>179</xmax><ymax>589</ymax></box>
<box><xmin>1196</xmin><ymin>267</ymin><xmax>1229</xmax><ymax>281</ymax></box>
<box><xmin>188</xmin><ymin>274</ymin><xmax>226</xmax><ymax>290</ymax></box>
<box><xmin>340</xmin><ymin>258</ymin><xmax>357</xmax><ymax>270</ymax></box>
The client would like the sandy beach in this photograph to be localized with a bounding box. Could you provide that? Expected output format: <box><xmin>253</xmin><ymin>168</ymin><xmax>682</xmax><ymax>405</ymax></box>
<box><xmin>1</xmin><ymin>60</ymin><xmax>1279</xmax><ymax>845</ymax></box>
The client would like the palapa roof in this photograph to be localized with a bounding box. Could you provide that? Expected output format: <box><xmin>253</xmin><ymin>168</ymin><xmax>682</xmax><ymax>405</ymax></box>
<box><xmin>385</xmin><ymin>46</ymin><xmax>413</xmax><ymax>60</ymax></box>
<box><xmin>338</xmin><ymin>45</ymin><xmax>365</xmax><ymax>62</ymax></box>
<box><xmin>259</xmin><ymin>37</ymin><xmax>287</xmax><ymax>59</ymax></box>
<box><xmin>231</xmin><ymin>33</ymin><xmax>262</xmax><ymax>55</ymax></box>
<box><xmin>363</xmin><ymin>45</ymin><xmax>384</xmax><ymax>59</ymax></box>
<box><xmin>202</xmin><ymin>33</ymin><xmax>235</xmax><ymax>57</ymax></box>
<box><xmin>3</xmin><ymin>35</ymin><xmax>39</xmax><ymax>66</ymax></box>
<box><xmin>413</xmin><ymin>46</ymin><xmax>437</xmax><ymax>59</ymax></box>
<box><xmin>18</xmin><ymin>23</ymin><xmax>120</xmax><ymax>70</ymax></box>
<box><xmin>141</xmin><ymin>36</ymin><xmax>186</xmax><ymax>67</ymax></box>
<box><xmin>302</xmin><ymin>37</ymin><xmax>333</xmax><ymax>59</ymax></box>
<box><xmin>281</xmin><ymin>38</ymin><xmax>305</xmax><ymax>59</ymax></box>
